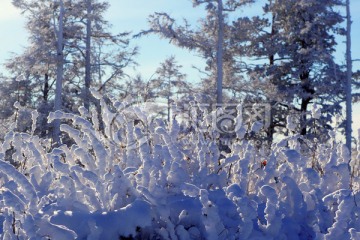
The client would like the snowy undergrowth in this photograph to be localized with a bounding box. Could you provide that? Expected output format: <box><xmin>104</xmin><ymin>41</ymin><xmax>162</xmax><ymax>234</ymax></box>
<box><xmin>0</xmin><ymin>92</ymin><xmax>359</xmax><ymax>239</ymax></box>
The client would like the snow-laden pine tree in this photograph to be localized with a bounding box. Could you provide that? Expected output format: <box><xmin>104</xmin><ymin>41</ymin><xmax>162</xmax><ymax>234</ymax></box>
<box><xmin>233</xmin><ymin>0</ymin><xmax>345</xmax><ymax>138</ymax></box>
<box><xmin>8</xmin><ymin>0</ymin><xmax>67</xmax><ymax>143</ymax></box>
<box><xmin>55</xmin><ymin>0</ymin><xmax>137</xmax><ymax>110</ymax></box>
<box><xmin>5</xmin><ymin>0</ymin><xmax>136</xmax><ymax>142</ymax></box>
<box><xmin>3</xmin><ymin>0</ymin><xmax>64</xmax><ymax>138</ymax></box>
<box><xmin>269</xmin><ymin>0</ymin><xmax>344</xmax><ymax>136</ymax></box>
<box><xmin>155</xmin><ymin>56</ymin><xmax>188</xmax><ymax>122</ymax></box>
<box><xmin>140</xmin><ymin>0</ymin><xmax>254</xmax><ymax>104</ymax></box>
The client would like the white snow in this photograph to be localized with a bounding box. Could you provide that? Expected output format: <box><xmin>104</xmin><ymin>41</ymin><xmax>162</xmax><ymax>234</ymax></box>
<box><xmin>0</xmin><ymin>94</ymin><xmax>359</xmax><ymax>239</ymax></box>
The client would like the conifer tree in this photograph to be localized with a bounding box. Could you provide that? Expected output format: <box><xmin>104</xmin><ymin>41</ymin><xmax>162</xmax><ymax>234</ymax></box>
<box><xmin>6</xmin><ymin>0</ymin><xmax>136</xmax><ymax>141</ymax></box>
<box><xmin>140</xmin><ymin>0</ymin><xmax>254</xmax><ymax>104</ymax></box>
<box><xmin>155</xmin><ymin>56</ymin><xmax>187</xmax><ymax>122</ymax></box>
<box><xmin>233</xmin><ymin>0</ymin><xmax>345</xmax><ymax>138</ymax></box>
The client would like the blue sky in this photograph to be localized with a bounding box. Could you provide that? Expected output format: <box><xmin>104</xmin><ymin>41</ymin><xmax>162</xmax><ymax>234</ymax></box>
<box><xmin>0</xmin><ymin>0</ymin><xmax>359</xmax><ymax>138</ymax></box>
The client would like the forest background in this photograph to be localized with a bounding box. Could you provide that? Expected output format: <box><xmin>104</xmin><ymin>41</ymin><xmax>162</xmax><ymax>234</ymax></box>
<box><xmin>0</xmin><ymin>0</ymin><xmax>359</xmax><ymax>138</ymax></box>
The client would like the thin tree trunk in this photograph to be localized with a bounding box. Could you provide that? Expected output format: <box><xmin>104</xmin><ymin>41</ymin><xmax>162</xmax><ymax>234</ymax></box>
<box><xmin>346</xmin><ymin>0</ymin><xmax>352</xmax><ymax>155</ymax></box>
<box><xmin>216</xmin><ymin>0</ymin><xmax>224</xmax><ymax>105</ymax></box>
<box><xmin>43</xmin><ymin>73</ymin><xmax>49</xmax><ymax>102</ymax></box>
<box><xmin>167</xmin><ymin>77</ymin><xmax>171</xmax><ymax>123</ymax></box>
<box><xmin>299</xmin><ymin>69</ymin><xmax>313</xmax><ymax>136</ymax></box>
<box><xmin>300</xmin><ymin>96</ymin><xmax>311</xmax><ymax>136</ymax></box>
<box><xmin>84</xmin><ymin>0</ymin><xmax>92</xmax><ymax>110</ymax></box>
<box><xmin>41</xmin><ymin>73</ymin><xmax>50</xmax><ymax>137</ymax></box>
<box><xmin>268</xmin><ymin>2</ymin><xmax>276</xmax><ymax>145</ymax></box>
<box><xmin>298</xmin><ymin>33</ymin><xmax>314</xmax><ymax>136</ymax></box>
<box><xmin>53</xmin><ymin>0</ymin><xmax>65</xmax><ymax>145</ymax></box>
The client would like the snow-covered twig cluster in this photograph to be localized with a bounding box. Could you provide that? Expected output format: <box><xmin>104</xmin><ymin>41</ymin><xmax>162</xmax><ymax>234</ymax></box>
<box><xmin>0</xmin><ymin>93</ymin><xmax>359</xmax><ymax>239</ymax></box>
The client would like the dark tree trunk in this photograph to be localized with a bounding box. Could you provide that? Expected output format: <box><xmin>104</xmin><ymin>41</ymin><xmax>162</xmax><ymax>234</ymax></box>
<box><xmin>43</xmin><ymin>73</ymin><xmax>49</xmax><ymax>101</ymax></box>
<box><xmin>40</xmin><ymin>73</ymin><xmax>50</xmax><ymax>137</ymax></box>
<box><xmin>267</xmin><ymin>9</ymin><xmax>276</xmax><ymax>145</ymax></box>
<box><xmin>84</xmin><ymin>0</ymin><xmax>92</xmax><ymax>111</ymax></box>
<box><xmin>299</xmin><ymin>70</ymin><xmax>314</xmax><ymax>136</ymax></box>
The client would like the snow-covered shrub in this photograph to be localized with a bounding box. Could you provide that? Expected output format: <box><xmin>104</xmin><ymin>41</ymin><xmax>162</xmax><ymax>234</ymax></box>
<box><xmin>0</xmin><ymin>92</ymin><xmax>359</xmax><ymax>239</ymax></box>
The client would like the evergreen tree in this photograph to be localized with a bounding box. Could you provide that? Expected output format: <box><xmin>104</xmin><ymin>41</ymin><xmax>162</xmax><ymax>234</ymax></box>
<box><xmin>233</xmin><ymin>0</ymin><xmax>345</xmax><ymax>139</ymax></box>
<box><xmin>5</xmin><ymin>0</ymin><xmax>136</xmax><ymax>141</ymax></box>
<box><xmin>155</xmin><ymin>56</ymin><xmax>188</xmax><ymax>122</ymax></box>
<box><xmin>139</xmin><ymin>0</ymin><xmax>254</xmax><ymax>104</ymax></box>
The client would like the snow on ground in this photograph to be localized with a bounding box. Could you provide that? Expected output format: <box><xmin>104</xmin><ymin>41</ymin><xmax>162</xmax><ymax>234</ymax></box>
<box><xmin>0</xmin><ymin>95</ymin><xmax>359</xmax><ymax>239</ymax></box>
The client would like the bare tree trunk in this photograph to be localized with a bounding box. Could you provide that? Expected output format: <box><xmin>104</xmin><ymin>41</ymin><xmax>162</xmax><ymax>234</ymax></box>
<box><xmin>216</xmin><ymin>0</ymin><xmax>224</xmax><ymax>105</ymax></box>
<box><xmin>298</xmin><ymin>35</ymin><xmax>314</xmax><ymax>136</ymax></box>
<box><xmin>267</xmin><ymin>2</ymin><xmax>276</xmax><ymax>145</ymax></box>
<box><xmin>346</xmin><ymin>0</ymin><xmax>353</xmax><ymax>156</ymax></box>
<box><xmin>300</xmin><ymin>96</ymin><xmax>311</xmax><ymax>136</ymax></box>
<box><xmin>43</xmin><ymin>73</ymin><xmax>49</xmax><ymax>102</ymax></box>
<box><xmin>299</xmin><ymin>70</ymin><xmax>313</xmax><ymax>136</ymax></box>
<box><xmin>84</xmin><ymin>0</ymin><xmax>92</xmax><ymax>110</ymax></box>
<box><xmin>41</xmin><ymin>73</ymin><xmax>50</xmax><ymax>137</ymax></box>
<box><xmin>53</xmin><ymin>0</ymin><xmax>65</xmax><ymax>145</ymax></box>
<box><xmin>167</xmin><ymin>77</ymin><xmax>171</xmax><ymax>123</ymax></box>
